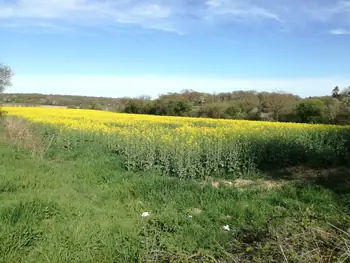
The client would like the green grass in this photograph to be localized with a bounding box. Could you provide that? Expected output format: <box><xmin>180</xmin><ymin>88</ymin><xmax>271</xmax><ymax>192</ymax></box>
<box><xmin>1</xmin><ymin>120</ymin><xmax>350</xmax><ymax>262</ymax></box>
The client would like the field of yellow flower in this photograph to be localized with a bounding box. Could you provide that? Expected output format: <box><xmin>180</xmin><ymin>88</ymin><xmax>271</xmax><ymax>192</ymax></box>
<box><xmin>4</xmin><ymin>106</ymin><xmax>350</xmax><ymax>177</ymax></box>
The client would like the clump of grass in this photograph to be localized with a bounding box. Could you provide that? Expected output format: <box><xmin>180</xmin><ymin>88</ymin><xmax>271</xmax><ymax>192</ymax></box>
<box><xmin>0</xmin><ymin>199</ymin><xmax>59</xmax><ymax>261</ymax></box>
<box><xmin>2</xmin><ymin>117</ymin><xmax>44</xmax><ymax>156</ymax></box>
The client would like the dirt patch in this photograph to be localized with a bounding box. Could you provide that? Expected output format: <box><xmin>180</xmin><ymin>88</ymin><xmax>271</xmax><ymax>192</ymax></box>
<box><xmin>259</xmin><ymin>179</ymin><xmax>284</xmax><ymax>190</ymax></box>
<box><xmin>211</xmin><ymin>178</ymin><xmax>284</xmax><ymax>191</ymax></box>
<box><xmin>222</xmin><ymin>180</ymin><xmax>234</xmax><ymax>186</ymax></box>
<box><xmin>234</xmin><ymin>179</ymin><xmax>254</xmax><ymax>187</ymax></box>
<box><xmin>211</xmin><ymin>181</ymin><xmax>221</xmax><ymax>189</ymax></box>
<box><xmin>212</xmin><ymin>179</ymin><xmax>252</xmax><ymax>189</ymax></box>
<box><xmin>191</xmin><ymin>208</ymin><xmax>203</xmax><ymax>214</ymax></box>
<box><xmin>211</xmin><ymin>179</ymin><xmax>253</xmax><ymax>188</ymax></box>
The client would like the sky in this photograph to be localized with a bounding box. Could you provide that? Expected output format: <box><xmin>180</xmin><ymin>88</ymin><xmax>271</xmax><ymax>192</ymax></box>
<box><xmin>1</xmin><ymin>0</ymin><xmax>350</xmax><ymax>98</ymax></box>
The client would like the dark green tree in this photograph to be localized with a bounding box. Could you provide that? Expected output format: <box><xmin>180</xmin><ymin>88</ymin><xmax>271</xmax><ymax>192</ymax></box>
<box><xmin>174</xmin><ymin>100</ymin><xmax>192</xmax><ymax>116</ymax></box>
<box><xmin>124</xmin><ymin>99</ymin><xmax>144</xmax><ymax>114</ymax></box>
<box><xmin>198</xmin><ymin>103</ymin><xmax>228</xmax><ymax>119</ymax></box>
<box><xmin>148</xmin><ymin>99</ymin><xmax>192</xmax><ymax>116</ymax></box>
<box><xmin>225</xmin><ymin>103</ymin><xmax>244</xmax><ymax>119</ymax></box>
<box><xmin>296</xmin><ymin>99</ymin><xmax>325</xmax><ymax>123</ymax></box>
<box><xmin>332</xmin><ymin>86</ymin><xmax>340</xmax><ymax>98</ymax></box>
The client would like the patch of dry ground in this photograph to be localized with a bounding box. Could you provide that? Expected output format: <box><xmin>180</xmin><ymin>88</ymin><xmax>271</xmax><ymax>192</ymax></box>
<box><xmin>211</xmin><ymin>178</ymin><xmax>284</xmax><ymax>190</ymax></box>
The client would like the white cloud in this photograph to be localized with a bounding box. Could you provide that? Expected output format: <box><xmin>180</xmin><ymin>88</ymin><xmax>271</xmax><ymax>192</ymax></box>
<box><xmin>130</xmin><ymin>4</ymin><xmax>171</xmax><ymax>19</ymax></box>
<box><xmin>1</xmin><ymin>1</ymin><xmax>350</xmax><ymax>34</ymax></box>
<box><xmin>7</xmin><ymin>74</ymin><xmax>350</xmax><ymax>98</ymax></box>
<box><xmin>329</xmin><ymin>28</ymin><xmax>350</xmax><ymax>35</ymax></box>
<box><xmin>206</xmin><ymin>0</ymin><xmax>282</xmax><ymax>23</ymax></box>
<box><xmin>0</xmin><ymin>0</ymin><xmax>178</xmax><ymax>33</ymax></box>
<box><xmin>0</xmin><ymin>20</ymin><xmax>70</xmax><ymax>32</ymax></box>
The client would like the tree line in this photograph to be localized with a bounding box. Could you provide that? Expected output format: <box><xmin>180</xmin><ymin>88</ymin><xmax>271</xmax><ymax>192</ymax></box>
<box><xmin>1</xmin><ymin>64</ymin><xmax>350</xmax><ymax>124</ymax></box>
<box><xmin>118</xmin><ymin>88</ymin><xmax>350</xmax><ymax>124</ymax></box>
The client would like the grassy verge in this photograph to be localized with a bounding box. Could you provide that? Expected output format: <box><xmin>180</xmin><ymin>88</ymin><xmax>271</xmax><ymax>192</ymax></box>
<box><xmin>0</xmin><ymin>118</ymin><xmax>350</xmax><ymax>262</ymax></box>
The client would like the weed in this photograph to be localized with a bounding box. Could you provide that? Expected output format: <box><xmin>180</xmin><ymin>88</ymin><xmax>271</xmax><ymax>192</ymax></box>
<box><xmin>2</xmin><ymin>117</ymin><xmax>44</xmax><ymax>157</ymax></box>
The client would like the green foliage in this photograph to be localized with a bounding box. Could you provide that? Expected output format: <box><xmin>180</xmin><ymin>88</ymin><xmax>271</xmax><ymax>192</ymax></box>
<box><xmin>198</xmin><ymin>103</ymin><xmax>229</xmax><ymax>119</ymax></box>
<box><xmin>124</xmin><ymin>98</ymin><xmax>150</xmax><ymax>114</ymax></box>
<box><xmin>123</xmin><ymin>126</ymin><xmax>350</xmax><ymax>178</ymax></box>
<box><xmin>148</xmin><ymin>99</ymin><xmax>193</xmax><ymax>116</ymax></box>
<box><xmin>296</xmin><ymin>99</ymin><xmax>325</xmax><ymax>123</ymax></box>
<box><xmin>225</xmin><ymin>103</ymin><xmax>243</xmax><ymax>119</ymax></box>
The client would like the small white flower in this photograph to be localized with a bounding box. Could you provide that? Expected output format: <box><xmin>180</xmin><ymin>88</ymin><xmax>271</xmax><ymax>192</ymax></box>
<box><xmin>141</xmin><ymin>212</ymin><xmax>150</xmax><ymax>217</ymax></box>
<box><xmin>186</xmin><ymin>215</ymin><xmax>193</xmax><ymax>219</ymax></box>
<box><xmin>223</xmin><ymin>225</ymin><xmax>231</xmax><ymax>231</ymax></box>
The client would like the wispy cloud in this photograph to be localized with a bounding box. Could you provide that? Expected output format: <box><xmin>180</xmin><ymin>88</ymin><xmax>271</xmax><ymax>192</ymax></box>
<box><xmin>1</xmin><ymin>0</ymin><xmax>350</xmax><ymax>34</ymax></box>
<box><xmin>307</xmin><ymin>1</ymin><xmax>350</xmax><ymax>22</ymax></box>
<box><xmin>329</xmin><ymin>28</ymin><xmax>350</xmax><ymax>35</ymax></box>
<box><xmin>0</xmin><ymin>20</ymin><xmax>69</xmax><ymax>31</ymax></box>
<box><xmin>206</xmin><ymin>0</ymin><xmax>282</xmax><ymax>23</ymax></box>
<box><xmin>0</xmin><ymin>0</ymin><xmax>178</xmax><ymax>33</ymax></box>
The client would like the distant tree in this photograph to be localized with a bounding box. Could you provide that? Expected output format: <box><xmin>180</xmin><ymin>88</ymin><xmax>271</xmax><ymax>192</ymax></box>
<box><xmin>137</xmin><ymin>95</ymin><xmax>152</xmax><ymax>101</ymax></box>
<box><xmin>0</xmin><ymin>64</ymin><xmax>13</xmax><ymax>94</ymax></box>
<box><xmin>323</xmin><ymin>97</ymin><xmax>341</xmax><ymax>124</ymax></box>
<box><xmin>124</xmin><ymin>99</ymin><xmax>147</xmax><ymax>114</ymax></box>
<box><xmin>332</xmin><ymin>86</ymin><xmax>340</xmax><ymax>99</ymax></box>
<box><xmin>227</xmin><ymin>91</ymin><xmax>261</xmax><ymax>119</ymax></box>
<box><xmin>147</xmin><ymin>99</ymin><xmax>192</xmax><ymax>117</ymax></box>
<box><xmin>296</xmin><ymin>99</ymin><xmax>325</xmax><ymax>123</ymax></box>
<box><xmin>260</xmin><ymin>92</ymin><xmax>298</xmax><ymax>121</ymax></box>
<box><xmin>225</xmin><ymin>103</ymin><xmax>245</xmax><ymax>119</ymax></box>
<box><xmin>174</xmin><ymin>100</ymin><xmax>192</xmax><ymax>116</ymax></box>
<box><xmin>340</xmin><ymin>86</ymin><xmax>350</xmax><ymax>98</ymax></box>
<box><xmin>0</xmin><ymin>64</ymin><xmax>13</xmax><ymax>115</ymax></box>
<box><xmin>232</xmin><ymin>91</ymin><xmax>260</xmax><ymax>111</ymax></box>
<box><xmin>198</xmin><ymin>103</ymin><xmax>228</xmax><ymax>119</ymax></box>
<box><xmin>89</xmin><ymin>102</ymin><xmax>104</xmax><ymax>111</ymax></box>
<box><xmin>335</xmin><ymin>95</ymin><xmax>350</xmax><ymax>124</ymax></box>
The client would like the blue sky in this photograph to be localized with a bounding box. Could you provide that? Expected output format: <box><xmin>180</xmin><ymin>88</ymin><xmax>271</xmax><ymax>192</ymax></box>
<box><xmin>1</xmin><ymin>0</ymin><xmax>350</xmax><ymax>98</ymax></box>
